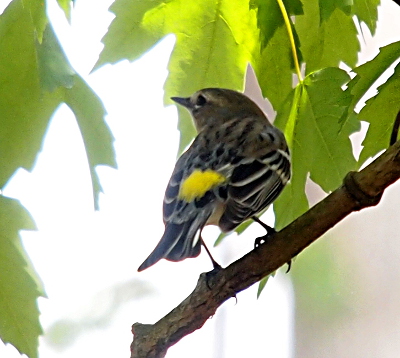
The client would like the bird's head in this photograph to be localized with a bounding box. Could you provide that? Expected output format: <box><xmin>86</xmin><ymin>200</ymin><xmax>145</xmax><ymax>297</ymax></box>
<box><xmin>171</xmin><ymin>88</ymin><xmax>267</xmax><ymax>132</ymax></box>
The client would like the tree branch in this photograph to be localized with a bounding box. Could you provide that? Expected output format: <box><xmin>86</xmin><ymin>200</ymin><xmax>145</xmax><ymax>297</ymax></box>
<box><xmin>131</xmin><ymin>140</ymin><xmax>400</xmax><ymax>358</ymax></box>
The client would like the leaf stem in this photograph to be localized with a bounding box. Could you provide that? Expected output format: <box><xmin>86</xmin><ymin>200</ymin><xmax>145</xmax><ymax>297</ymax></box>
<box><xmin>276</xmin><ymin>0</ymin><xmax>303</xmax><ymax>82</ymax></box>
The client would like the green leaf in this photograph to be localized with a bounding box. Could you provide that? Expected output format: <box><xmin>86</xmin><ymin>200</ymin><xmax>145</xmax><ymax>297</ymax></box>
<box><xmin>0</xmin><ymin>195</ymin><xmax>44</xmax><ymax>358</ymax></box>
<box><xmin>56</xmin><ymin>0</ymin><xmax>73</xmax><ymax>22</ymax></box>
<box><xmin>301</xmin><ymin>68</ymin><xmax>357</xmax><ymax>189</ymax></box>
<box><xmin>164</xmin><ymin>0</ymin><xmax>260</xmax><ymax>151</ymax></box>
<box><xmin>214</xmin><ymin>232</ymin><xmax>227</xmax><ymax>247</ymax></box>
<box><xmin>257</xmin><ymin>276</ymin><xmax>269</xmax><ymax>298</ymax></box>
<box><xmin>0</xmin><ymin>0</ymin><xmax>116</xmax><ymax>208</ymax></box>
<box><xmin>318</xmin><ymin>0</ymin><xmax>352</xmax><ymax>22</ymax></box>
<box><xmin>36</xmin><ymin>23</ymin><xmax>75</xmax><ymax>92</ymax></box>
<box><xmin>353</xmin><ymin>0</ymin><xmax>380</xmax><ymax>35</ymax></box>
<box><xmin>252</xmin><ymin>26</ymin><xmax>295</xmax><ymax>112</ymax></box>
<box><xmin>274</xmin><ymin>180</ymin><xmax>309</xmax><ymax>230</ymax></box>
<box><xmin>63</xmin><ymin>76</ymin><xmax>117</xmax><ymax>209</ymax></box>
<box><xmin>214</xmin><ymin>220</ymin><xmax>253</xmax><ymax>246</ymax></box>
<box><xmin>22</xmin><ymin>0</ymin><xmax>48</xmax><ymax>42</ymax></box>
<box><xmin>0</xmin><ymin>0</ymin><xmax>60</xmax><ymax>187</ymax></box>
<box><xmin>95</xmin><ymin>0</ymin><xmax>164</xmax><ymax>67</ymax></box>
<box><xmin>97</xmin><ymin>0</ymin><xmax>260</xmax><ymax>152</ymax></box>
<box><xmin>347</xmin><ymin>41</ymin><xmax>400</xmax><ymax>111</ymax></box>
<box><xmin>274</xmin><ymin>68</ymin><xmax>358</xmax><ymax>228</ymax></box>
<box><xmin>256</xmin><ymin>271</ymin><xmax>277</xmax><ymax>298</ymax></box>
<box><xmin>359</xmin><ymin>64</ymin><xmax>400</xmax><ymax>164</ymax></box>
<box><xmin>274</xmin><ymin>86</ymin><xmax>309</xmax><ymax>229</ymax></box>
<box><xmin>296</xmin><ymin>0</ymin><xmax>359</xmax><ymax>73</ymax></box>
<box><xmin>250</xmin><ymin>0</ymin><xmax>303</xmax><ymax>49</ymax></box>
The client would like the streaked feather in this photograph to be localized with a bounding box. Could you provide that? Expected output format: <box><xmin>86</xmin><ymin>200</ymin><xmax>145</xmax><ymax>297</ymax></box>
<box><xmin>138</xmin><ymin>88</ymin><xmax>291</xmax><ymax>271</ymax></box>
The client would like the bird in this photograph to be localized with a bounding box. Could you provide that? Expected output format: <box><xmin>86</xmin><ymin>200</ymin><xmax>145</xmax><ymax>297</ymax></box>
<box><xmin>138</xmin><ymin>88</ymin><xmax>291</xmax><ymax>272</ymax></box>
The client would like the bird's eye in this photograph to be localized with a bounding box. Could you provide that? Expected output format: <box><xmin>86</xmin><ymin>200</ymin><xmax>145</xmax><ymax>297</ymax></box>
<box><xmin>195</xmin><ymin>94</ymin><xmax>207</xmax><ymax>107</ymax></box>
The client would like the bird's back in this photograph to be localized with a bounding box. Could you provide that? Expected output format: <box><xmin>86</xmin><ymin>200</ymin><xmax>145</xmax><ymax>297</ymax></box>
<box><xmin>137</xmin><ymin>88</ymin><xmax>291</xmax><ymax>271</ymax></box>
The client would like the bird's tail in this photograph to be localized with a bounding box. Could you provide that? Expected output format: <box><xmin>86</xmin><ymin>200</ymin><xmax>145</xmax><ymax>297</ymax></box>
<box><xmin>137</xmin><ymin>221</ymin><xmax>201</xmax><ymax>272</ymax></box>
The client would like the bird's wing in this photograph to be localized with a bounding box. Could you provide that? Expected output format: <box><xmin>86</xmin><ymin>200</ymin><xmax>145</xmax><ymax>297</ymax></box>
<box><xmin>219</xmin><ymin>148</ymin><xmax>291</xmax><ymax>232</ymax></box>
<box><xmin>138</xmin><ymin>152</ymin><xmax>220</xmax><ymax>271</ymax></box>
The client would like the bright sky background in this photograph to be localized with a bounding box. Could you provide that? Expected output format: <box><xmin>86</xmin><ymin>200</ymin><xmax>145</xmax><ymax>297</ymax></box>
<box><xmin>1</xmin><ymin>0</ymin><xmax>400</xmax><ymax>357</ymax></box>
<box><xmin>0</xmin><ymin>0</ymin><xmax>295</xmax><ymax>357</ymax></box>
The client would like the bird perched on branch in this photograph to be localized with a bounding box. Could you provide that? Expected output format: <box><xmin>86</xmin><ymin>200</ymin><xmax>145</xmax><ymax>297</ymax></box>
<box><xmin>138</xmin><ymin>88</ymin><xmax>290</xmax><ymax>272</ymax></box>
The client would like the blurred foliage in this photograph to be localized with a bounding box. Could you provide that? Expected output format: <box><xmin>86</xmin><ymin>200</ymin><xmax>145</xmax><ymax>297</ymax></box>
<box><xmin>0</xmin><ymin>0</ymin><xmax>115</xmax><ymax>357</ymax></box>
<box><xmin>2</xmin><ymin>0</ymin><xmax>400</xmax><ymax>356</ymax></box>
<box><xmin>291</xmin><ymin>235</ymin><xmax>356</xmax><ymax>321</ymax></box>
<box><xmin>43</xmin><ymin>279</ymin><xmax>155</xmax><ymax>350</ymax></box>
<box><xmin>0</xmin><ymin>196</ymin><xmax>42</xmax><ymax>358</ymax></box>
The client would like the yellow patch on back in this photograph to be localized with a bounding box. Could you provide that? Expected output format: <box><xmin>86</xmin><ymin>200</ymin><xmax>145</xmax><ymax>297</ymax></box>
<box><xmin>179</xmin><ymin>169</ymin><xmax>226</xmax><ymax>202</ymax></box>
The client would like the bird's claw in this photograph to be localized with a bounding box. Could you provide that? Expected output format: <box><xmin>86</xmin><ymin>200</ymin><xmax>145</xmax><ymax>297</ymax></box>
<box><xmin>205</xmin><ymin>265</ymin><xmax>223</xmax><ymax>289</ymax></box>
<box><xmin>254</xmin><ymin>234</ymin><xmax>269</xmax><ymax>248</ymax></box>
<box><xmin>254</xmin><ymin>226</ymin><xmax>276</xmax><ymax>249</ymax></box>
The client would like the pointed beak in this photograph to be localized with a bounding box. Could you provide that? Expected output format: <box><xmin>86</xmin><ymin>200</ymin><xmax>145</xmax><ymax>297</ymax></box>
<box><xmin>171</xmin><ymin>96</ymin><xmax>192</xmax><ymax>109</ymax></box>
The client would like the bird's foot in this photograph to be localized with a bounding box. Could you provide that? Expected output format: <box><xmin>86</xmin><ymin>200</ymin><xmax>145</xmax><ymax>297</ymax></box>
<box><xmin>253</xmin><ymin>226</ymin><xmax>276</xmax><ymax>249</ymax></box>
<box><xmin>252</xmin><ymin>216</ymin><xmax>276</xmax><ymax>248</ymax></box>
<box><xmin>205</xmin><ymin>264</ymin><xmax>223</xmax><ymax>289</ymax></box>
<box><xmin>252</xmin><ymin>216</ymin><xmax>292</xmax><ymax>272</ymax></box>
<box><xmin>254</xmin><ymin>234</ymin><xmax>269</xmax><ymax>248</ymax></box>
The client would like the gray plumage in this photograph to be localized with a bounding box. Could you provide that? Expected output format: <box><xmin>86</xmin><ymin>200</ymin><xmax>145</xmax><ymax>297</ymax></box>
<box><xmin>138</xmin><ymin>88</ymin><xmax>290</xmax><ymax>271</ymax></box>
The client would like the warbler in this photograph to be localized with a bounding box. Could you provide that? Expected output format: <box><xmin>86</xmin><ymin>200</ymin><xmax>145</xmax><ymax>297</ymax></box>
<box><xmin>138</xmin><ymin>88</ymin><xmax>290</xmax><ymax>271</ymax></box>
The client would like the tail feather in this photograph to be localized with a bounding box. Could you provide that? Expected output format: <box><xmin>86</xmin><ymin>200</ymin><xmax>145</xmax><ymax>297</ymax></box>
<box><xmin>137</xmin><ymin>221</ymin><xmax>201</xmax><ymax>272</ymax></box>
<box><xmin>166</xmin><ymin>229</ymin><xmax>201</xmax><ymax>261</ymax></box>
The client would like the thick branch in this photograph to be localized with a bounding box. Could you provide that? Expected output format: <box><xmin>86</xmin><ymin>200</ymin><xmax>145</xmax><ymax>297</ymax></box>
<box><xmin>131</xmin><ymin>140</ymin><xmax>400</xmax><ymax>358</ymax></box>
